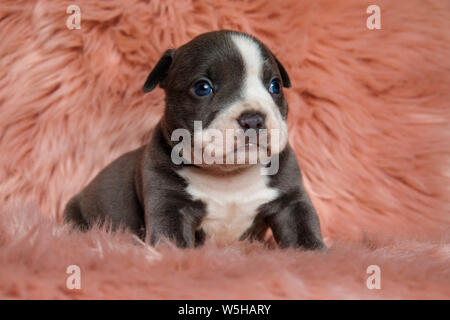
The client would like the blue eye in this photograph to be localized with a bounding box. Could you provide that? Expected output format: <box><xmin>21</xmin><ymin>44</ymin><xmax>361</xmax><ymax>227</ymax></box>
<box><xmin>269</xmin><ymin>79</ymin><xmax>281</xmax><ymax>94</ymax></box>
<box><xmin>193</xmin><ymin>81</ymin><xmax>213</xmax><ymax>96</ymax></box>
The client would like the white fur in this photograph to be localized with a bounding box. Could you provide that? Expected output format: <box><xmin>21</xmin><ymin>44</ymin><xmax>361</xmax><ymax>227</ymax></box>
<box><xmin>178</xmin><ymin>165</ymin><xmax>278</xmax><ymax>243</ymax></box>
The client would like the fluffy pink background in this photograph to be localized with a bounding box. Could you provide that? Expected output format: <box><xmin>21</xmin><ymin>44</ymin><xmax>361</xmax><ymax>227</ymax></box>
<box><xmin>0</xmin><ymin>0</ymin><xmax>449</xmax><ymax>299</ymax></box>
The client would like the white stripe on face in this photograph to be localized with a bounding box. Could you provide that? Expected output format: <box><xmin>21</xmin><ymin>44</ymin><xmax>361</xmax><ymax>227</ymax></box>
<box><xmin>229</xmin><ymin>34</ymin><xmax>288</xmax><ymax>154</ymax></box>
<box><xmin>231</xmin><ymin>34</ymin><xmax>263</xmax><ymax>79</ymax></box>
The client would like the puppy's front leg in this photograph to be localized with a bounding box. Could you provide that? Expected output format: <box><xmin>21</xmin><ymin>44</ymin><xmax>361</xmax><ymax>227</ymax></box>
<box><xmin>267</xmin><ymin>199</ymin><xmax>326</xmax><ymax>251</ymax></box>
<box><xmin>136</xmin><ymin>127</ymin><xmax>207</xmax><ymax>248</ymax></box>
<box><xmin>145</xmin><ymin>197</ymin><xmax>206</xmax><ymax>248</ymax></box>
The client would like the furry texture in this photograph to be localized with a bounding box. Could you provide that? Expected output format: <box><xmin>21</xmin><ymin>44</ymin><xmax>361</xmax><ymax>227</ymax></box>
<box><xmin>0</xmin><ymin>0</ymin><xmax>449</xmax><ymax>299</ymax></box>
<box><xmin>1</xmin><ymin>206</ymin><xmax>449</xmax><ymax>299</ymax></box>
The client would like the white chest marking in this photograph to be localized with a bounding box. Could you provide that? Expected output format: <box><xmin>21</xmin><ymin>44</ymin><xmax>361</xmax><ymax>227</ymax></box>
<box><xmin>178</xmin><ymin>166</ymin><xmax>278</xmax><ymax>243</ymax></box>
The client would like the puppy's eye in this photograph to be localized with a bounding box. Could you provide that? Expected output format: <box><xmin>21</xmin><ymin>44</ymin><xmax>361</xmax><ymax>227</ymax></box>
<box><xmin>193</xmin><ymin>80</ymin><xmax>213</xmax><ymax>96</ymax></box>
<box><xmin>269</xmin><ymin>79</ymin><xmax>281</xmax><ymax>94</ymax></box>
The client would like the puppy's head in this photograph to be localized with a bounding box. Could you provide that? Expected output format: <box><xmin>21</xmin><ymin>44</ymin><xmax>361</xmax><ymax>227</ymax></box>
<box><xmin>143</xmin><ymin>30</ymin><xmax>291</xmax><ymax>170</ymax></box>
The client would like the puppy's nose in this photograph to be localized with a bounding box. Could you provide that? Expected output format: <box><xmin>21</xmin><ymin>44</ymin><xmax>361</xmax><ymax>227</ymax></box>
<box><xmin>237</xmin><ymin>112</ymin><xmax>265</xmax><ymax>131</ymax></box>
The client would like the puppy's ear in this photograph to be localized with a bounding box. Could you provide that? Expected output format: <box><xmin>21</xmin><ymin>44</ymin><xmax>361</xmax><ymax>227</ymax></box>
<box><xmin>142</xmin><ymin>49</ymin><xmax>175</xmax><ymax>93</ymax></box>
<box><xmin>274</xmin><ymin>56</ymin><xmax>291</xmax><ymax>88</ymax></box>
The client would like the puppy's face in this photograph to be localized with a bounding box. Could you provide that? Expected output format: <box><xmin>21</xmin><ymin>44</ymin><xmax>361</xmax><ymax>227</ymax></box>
<box><xmin>143</xmin><ymin>30</ymin><xmax>291</xmax><ymax>169</ymax></box>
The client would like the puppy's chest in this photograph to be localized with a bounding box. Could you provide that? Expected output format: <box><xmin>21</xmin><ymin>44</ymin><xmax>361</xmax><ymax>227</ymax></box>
<box><xmin>178</xmin><ymin>167</ymin><xmax>278</xmax><ymax>243</ymax></box>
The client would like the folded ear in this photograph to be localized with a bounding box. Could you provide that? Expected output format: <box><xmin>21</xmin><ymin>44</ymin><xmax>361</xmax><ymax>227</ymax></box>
<box><xmin>274</xmin><ymin>56</ymin><xmax>291</xmax><ymax>88</ymax></box>
<box><xmin>142</xmin><ymin>49</ymin><xmax>176</xmax><ymax>93</ymax></box>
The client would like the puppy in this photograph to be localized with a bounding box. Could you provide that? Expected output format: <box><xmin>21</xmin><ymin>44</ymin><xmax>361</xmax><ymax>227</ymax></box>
<box><xmin>64</xmin><ymin>30</ymin><xmax>325</xmax><ymax>250</ymax></box>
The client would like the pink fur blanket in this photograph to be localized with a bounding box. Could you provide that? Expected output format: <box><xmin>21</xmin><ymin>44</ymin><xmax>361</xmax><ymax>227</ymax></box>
<box><xmin>0</xmin><ymin>0</ymin><xmax>449</xmax><ymax>299</ymax></box>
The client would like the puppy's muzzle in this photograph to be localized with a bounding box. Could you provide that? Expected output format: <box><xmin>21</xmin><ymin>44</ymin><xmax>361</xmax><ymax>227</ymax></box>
<box><xmin>236</xmin><ymin>111</ymin><xmax>269</xmax><ymax>150</ymax></box>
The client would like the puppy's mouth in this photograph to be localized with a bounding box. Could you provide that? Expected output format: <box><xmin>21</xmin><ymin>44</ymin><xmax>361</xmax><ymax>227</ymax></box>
<box><xmin>232</xmin><ymin>134</ymin><xmax>271</xmax><ymax>156</ymax></box>
<box><xmin>185</xmin><ymin>126</ymin><xmax>279</xmax><ymax>167</ymax></box>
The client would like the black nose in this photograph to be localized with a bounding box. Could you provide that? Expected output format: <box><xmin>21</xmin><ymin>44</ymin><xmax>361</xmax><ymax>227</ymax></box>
<box><xmin>237</xmin><ymin>112</ymin><xmax>265</xmax><ymax>131</ymax></box>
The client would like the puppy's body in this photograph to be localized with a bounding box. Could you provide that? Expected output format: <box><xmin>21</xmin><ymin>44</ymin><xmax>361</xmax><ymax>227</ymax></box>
<box><xmin>65</xmin><ymin>30</ymin><xmax>325</xmax><ymax>250</ymax></box>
